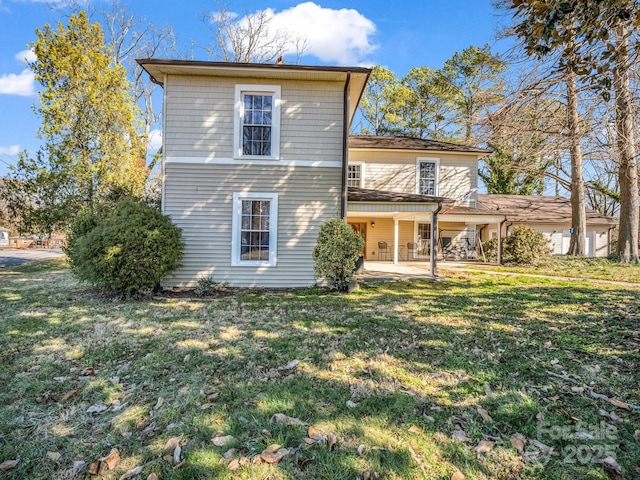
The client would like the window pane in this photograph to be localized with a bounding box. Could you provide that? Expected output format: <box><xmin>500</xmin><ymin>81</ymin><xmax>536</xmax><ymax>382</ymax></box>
<box><xmin>241</xmin><ymin>93</ymin><xmax>274</xmax><ymax>156</ymax></box>
<box><xmin>239</xmin><ymin>199</ymin><xmax>272</xmax><ymax>262</ymax></box>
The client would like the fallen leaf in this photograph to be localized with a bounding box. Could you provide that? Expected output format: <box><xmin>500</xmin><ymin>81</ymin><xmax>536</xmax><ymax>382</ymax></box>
<box><xmin>86</xmin><ymin>404</ymin><xmax>109</xmax><ymax>415</ymax></box>
<box><xmin>87</xmin><ymin>461</ymin><xmax>100</xmax><ymax>475</ymax></box>
<box><xmin>212</xmin><ymin>435</ymin><xmax>235</xmax><ymax>447</ymax></box>
<box><xmin>147</xmin><ymin>474</ymin><xmax>158</xmax><ymax>480</ymax></box>
<box><xmin>327</xmin><ymin>433</ymin><xmax>338</xmax><ymax>451</ymax></box>
<box><xmin>451</xmin><ymin>471</ymin><xmax>465</xmax><ymax>480</ymax></box>
<box><xmin>597</xmin><ymin>456</ymin><xmax>623</xmax><ymax>475</ymax></box>
<box><xmin>307</xmin><ymin>425</ymin><xmax>325</xmax><ymax>442</ymax></box>
<box><xmin>163</xmin><ymin>435</ymin><xmax>184</xmax><ymax>455</ymax></box>
<box><xmin>47</xmin><ymin>452</ymin><xmax>62</xmax><ymax>462</ymax></box>
<box><xmin>474</xmin><ymin>440</ymin><xmax>494</xmax><ymax>454</ymax></box>
<box><xmin>99</xmin><ymin>448</ymin><xmax>121</xmax><ymax>473</ymax></box>
<box><xmin>153</xmin><ymin>396</ymin><xmax>164</xmax><ymax>411</ymax></box>
<box><xmin>510</xmin><ymin>433</ymin><xmax>526</xmax><ymax>453</ymax></box>
<box><xmin>227</xmin><ymin>459</ymin><xmax>241</xmax><ymax>471</ymax></box>
<box><xmin>408</xmin><ymin>425</ymin><xmax>424</xmax><ymax>435</ymax></box>
<box><xmin>283</xmin><ymin>359</ymin><xmax>300</xmax><ymax>370</ymax></box>
<box><xmin>476</xmin><ymin>406</ymin><xmax>493</xmax><ymax>423</ymax></box>
<box><xmin>483</xmin><ymin>382</ymin><xmax>493</xmax><ymax>396</ymax></box>
<box><xmin>609</xmin><ymin>397</ymin><xmax>631</xmax><ymax>411</ymax></box>
<box><xmin>271</xmin><ymin>413</ymin><xmax>305</xmax><ymax>426</ymax></box>
<box><xmin>119</xmin><ymin>465</ymin><xmax>143</xmax><ymax>480</ymax></box>
<box><xmin>346</xmin><ymin>400</ymin><xmax>359</xmax><ymax>408</ymax></box>
<box><xmin>60</xmin><ymin>389</ymin><xmax>79</xmax><ymax>402</ymax></box>
<box><xmin>260</xmin><ymin>444</ymin><xmax>289</xmax><ymax>464</ymax></box>
<box><xmin>80</xmin><ymin>367</ymin><xmax>95</xmax><ymax>377</ymax></box>
<box><xmin>200</xmin><ymin>403</ymin><xmax>216</xmax><ymax>410</ymax></box>
<box><xmin>357</xmin><ymin>444</ymin><xmax>365</xmax><ymax>456</ymax></box>
<box><xmin>634</xmin><ymin>429</ymin><xmax>640</xmax><ymax>441</ymax></box>
<box><xmin>173</xmin><ymin>445</ymin><xmax>181</xmax><ymax>464</ymax></box>
<box><xmin>0</xmin><ymin>460</ymin><xmax>19</xmax><ymax>472</ymax></box>
<box><xmin>452</xmin><ymin>430</ymin><xmax>470</xmax><ymax>442</ymax></box>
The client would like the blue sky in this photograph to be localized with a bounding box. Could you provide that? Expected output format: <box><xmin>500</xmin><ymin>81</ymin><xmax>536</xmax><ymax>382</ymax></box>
<box><xmin>0</xmin><ymin>0</ymin><xmax>508</xmax><ymax>176</ymax></box>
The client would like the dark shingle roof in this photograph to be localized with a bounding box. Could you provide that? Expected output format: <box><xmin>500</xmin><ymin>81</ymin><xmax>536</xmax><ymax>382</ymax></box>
<box><xmin>348</xmin><ymin>187</ymin><xmax>445</xmax><ymax>203</ymax></box>
<box><xmin>349</xmin><ymin>135</ymin><xmax>491</xmax><ymax>154</ymax></box>
<box><xmin>478</xmin><ymin>194</ymin><xmax>617</xmax><ymax>225</ymax></box>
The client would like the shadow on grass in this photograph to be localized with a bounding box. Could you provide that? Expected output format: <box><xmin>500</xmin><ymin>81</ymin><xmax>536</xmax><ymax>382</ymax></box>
<box><xmin>1</xmin><ymin>267</ymin><xmax>638</xmax><ymax>479</ymax></box>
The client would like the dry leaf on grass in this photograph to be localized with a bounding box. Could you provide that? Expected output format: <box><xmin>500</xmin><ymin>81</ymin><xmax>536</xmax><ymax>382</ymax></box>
<box><xmin>483</xmin><ymin>382</ymin><xmax>493</xmax><ymax>396</ymax></box>
<box><xmin>452</xmin><ymin>430</ymin><xmax>470</xmax><ymax>442</ymax></box>
<box><xmin>163</xmin><ymin>435</ymin><xmax>184</xmax><ymax>455</ymax></box>
<box><xmin>173</xmin><ymin>445</ymin><xmax>182</xmax><ymax>464</ymax></box>
<box><xmin>212</xmin><ymin>435</ymin><xmax>235</xmax><ymax>447</ymax></box>
<box><xmin>260</xmin><ymin>444</ymin><xmax>289</xmax><ymax>464</ymax></box>
<box><xmin>609</xmin><ymin>397</ymin><xmax>631</xmax><ymax>411</ymax></box>
<box><xmin>346</xmin><ymin>400</ymin><xmax>360</xmax><ymax>408</ymax></box>
<box><xmin>357</xmin><ymin>444</ymin><xmax>365</xmax><ymax>456</ymax></box>
<box><xmin>510</xmin><ymin>433</ymin><xmax>526</xmax><ymax>453</ymax></box>
<box><xmin>476</xmin><ymin>406</ymin><xmax>493</xmax><ymax>423</ymax></box>
<box><xmin>88</xmin><ymin>448</ymin><xmax>120</xmax><ymax>475</ymax></box>
<box><xmin>60</xmin><ymin>389</ymin><xmax>79</xmax><ymax>402</ymax></box>
<box><xmin>147</xmin><ymin>474</ymin><xmax>157</xmax><ymax>480</ymax></box>
<box><xmin>0</xmin><ymin>459</ymin><xmax>19</xmax><ymax>472</ymax></box>
<box><xmin>474</xmin><ymin>440</ymin><xmax>494</xmax><ymax>454</ymax></box>
<box><xmin>271</xmin><ymin>413</ymin><xmax>305</xmax><ymax>426</ymax></box>
<box><xmin>282</xmin><ymin>359</ymin><xmax>300</xmax><ymax>370</ymax></box>
<box><xmin>119</xmin><ymin>465</ymin><xmax>143</xmax><ymax>480</ymax></box>
<box><xmin>305</xmin><ymin>425</ymin><xmax>325</xmax><ymax>444</ymax></box>
<box><xmin>451</xmin><ymin>471</ymin><xmax>465</xmax><ymax>480</ymax></box>
<box><xmin>86</xmin><ymin>404</ymin><xmax>109</xmax><ymax>415</ymax></box>
<box><xmin>327</xmin><ymin>433</ymin><xmax>338</xmax><ymax>451</ymax></box>
<box><xmin>47</xmin><ymin>452</ymin><xmax>62</xmax><ymax>462</ymax></box>
<box><xmin>597</xmin><ymin>456</ymin><xmax>624</xmax><ymax>475</ymax></box>
<box><xmin>408</xmin><ymin>425</ymin><xmax>424</xmax><ymax>435</ymax></box>
<box><xmin>634</xmin><ymin>429</ymin><xmax>640</xmax><ymax>441</ymax></box>
<box><xmin>153</xmin><ymin>396</ymin><xmax>164</xmax><ymax>411</ymax></box>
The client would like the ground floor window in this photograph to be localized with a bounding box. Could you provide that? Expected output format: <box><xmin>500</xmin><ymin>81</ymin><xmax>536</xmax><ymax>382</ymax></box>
<box><xmin>417</xmin><ymin>223</ymin><xmax>431</xmax><ymax>255</ymax></box>
<box><xmin>232</xmin><ymin>192</ymin><xmax>278</xmax><ymax>266</ymax></box>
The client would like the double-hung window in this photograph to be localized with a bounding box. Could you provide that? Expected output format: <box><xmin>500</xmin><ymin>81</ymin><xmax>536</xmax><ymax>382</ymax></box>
<box><xmin>416</xmin><ymin>158</ymin><xmax>440</xmax><ymax>196</ymax></box>
<box><xmin>347</xmin><ymin>164</ymin><xmax>364</xmax><ymax>187</ymax></box>
<box><xmin>231</xmin><ymin>192</ymin><xmax>278</xmax><ymax>266</ymax></box>
<box><xmin>235</xmin><ymin>85</ymin><xmax>281</xmax><ymax>159</ymax></box>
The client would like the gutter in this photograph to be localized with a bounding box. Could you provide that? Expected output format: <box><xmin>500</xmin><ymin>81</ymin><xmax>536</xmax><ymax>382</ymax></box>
<box><xmin>340</xmin><ymin>71</ymin><xmax>351</xmax><ymax>219</ymax></box>
<box><xmin>430</xmin><ymin>201</ymin><xmax>443</xmax><ymax>277</ymax></box>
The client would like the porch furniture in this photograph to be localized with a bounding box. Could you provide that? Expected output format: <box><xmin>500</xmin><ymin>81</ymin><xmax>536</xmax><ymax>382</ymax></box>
<box><xmin>406</xmin><ymin>242</ymin><xmax>417</xmax><ymax>261</ymax></box>
<box><xmin>377</xmin><ymin>241</ymin><xmax>390</xmax><ymax>261</ymax></box>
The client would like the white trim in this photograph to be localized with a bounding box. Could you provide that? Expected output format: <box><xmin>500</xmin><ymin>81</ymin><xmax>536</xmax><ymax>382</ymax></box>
<box><xmin>347</xmin><ymin>162</ymin><xmax>365</xmax><ymax>187</ymax></box>
<box><xmin>234</xmin><ymin>84</ymin><xmax>281</xmax><ymax>160</ymax></box>
<box><xmin>165</xmin><ymin>156</ymin><xmax>341</xmax><ymax>168</ymax></box>
<box><xmin>231</xmin><ymin>192</ymin><xmax>278</xmax><ymax>267</ymax></box>
<box><xmin>161</xmin><ymin>73</ymin><xmax>167</xmax><ymax>213</ymax></box>
<box><xmin>415</xmin><ymin>157</ymin><xmax>440</xmax><ymax>196</ymax></box>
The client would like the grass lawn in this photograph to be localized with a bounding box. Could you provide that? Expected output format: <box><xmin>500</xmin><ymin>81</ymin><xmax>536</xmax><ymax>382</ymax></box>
<box><xmin>447</xmin><ymin>257</ymin><xmax>640</xmax><ymax>284</ymax></box>
<box><xmin>1</xmin><ymin>259</ymin><xmax>639</xmax><ymax>480</ymax></box>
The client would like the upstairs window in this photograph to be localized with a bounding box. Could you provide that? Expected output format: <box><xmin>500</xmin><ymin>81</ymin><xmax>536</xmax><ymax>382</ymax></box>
<box><xmin>235</xmin><ymin>85</ymin><xmax>281</xmax><ymax>159</ymax></box>
<box><xmin>347</xmin><ymin>164</ymin><xmax>363</xmax><ymax>187</ymax></box>
<box><xmin>416</xmin><ymin>158</ymin><xmax>439</xmax><ymax>195</ymax></box>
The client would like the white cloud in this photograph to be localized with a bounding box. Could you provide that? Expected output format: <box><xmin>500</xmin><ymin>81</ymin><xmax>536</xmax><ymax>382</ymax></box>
<box><xmin>0</xmin><ymin>145</ymin><xmax>20</xmax><ymax>155</ymax></box>
<box><xmin>148</xmin><ymin>129</ymin><xmax>162</xmax><ymax>150</ymax></box>
<box><xmin>15</xmin><ymin>49</ymin><xmax>36</xmax><ymax>64</ymax></box>
<box><xmin>228</xmin><ymin>2</ymin><xmax>377</xmax><ymax>65</ymax></box>
<box><xmin>0</xmin><ymin>69</ymin><xmax>35</xmax><ymax>96</ymax></box>
<box><xmin>269</xmin><ymin>3</ymin><xmax>377</xmax><ymax>65</ymax></box>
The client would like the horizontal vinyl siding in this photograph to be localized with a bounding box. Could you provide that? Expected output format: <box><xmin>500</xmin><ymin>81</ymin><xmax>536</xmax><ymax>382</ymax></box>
<box><xmin>349</xmin><ymin>150</ymin><xmax>477</xmax><ymax>200</ymax></box>
<box><xmin>163</xmin><ymin>163</ymin><xmax>341</xmax><ymax>288</ymax></box>
<box><xmin>165</xmin><ymin>75</ymin><xmax>344</xmax><ymax>161</ymax></box>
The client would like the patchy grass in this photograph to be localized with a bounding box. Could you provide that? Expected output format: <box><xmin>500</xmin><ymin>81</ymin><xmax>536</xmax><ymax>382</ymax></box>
<box><xmin>445</xmin><ymin>257</ymin><xmax>640</xmax><ymax>284</ymax></box>
<box><xmin>0</xmin><ymin>262</ymin><xmax>639</xmax><ymax>480</ymax></box>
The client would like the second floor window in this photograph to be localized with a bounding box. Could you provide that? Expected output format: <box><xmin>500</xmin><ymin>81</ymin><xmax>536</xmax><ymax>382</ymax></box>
<box><xmin>243</xmin><ymin>94</ymin><xmax>272</xmax><ymax>156</ymax></box>
<box><xmin>347</xmin><ymin>164</ymin><xmax>362</xmax><ymax>187</ymax></box>
<box><xmin>235</xmin><ymin>85</ymin><xmax>281</xmax><ymax>159</ymax></box>
<box><xmin>417</xmin><ymin>159</ymin><xmax>439</xmax><ymax>195</ymax></box>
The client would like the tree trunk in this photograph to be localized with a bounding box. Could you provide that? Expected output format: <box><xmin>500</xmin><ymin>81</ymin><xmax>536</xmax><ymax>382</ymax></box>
<box><xmin>565</xmin><ymin>68</ymin><xmax>587</xmax><ymax>256</ymax></box>
<box><xmin>613</xmin><ymin>26</ymin><xmax>639</xmax><ymax>263</ymax></box>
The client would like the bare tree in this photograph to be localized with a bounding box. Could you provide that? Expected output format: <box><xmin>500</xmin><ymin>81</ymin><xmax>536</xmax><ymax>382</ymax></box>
<box><xmin>201</xmin><ymin>2</ymin><xmax>308</xmax><ymax>63</ymax></box>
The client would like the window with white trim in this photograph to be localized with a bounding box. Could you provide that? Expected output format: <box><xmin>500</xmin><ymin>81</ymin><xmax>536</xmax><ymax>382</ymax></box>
<box><xmin>232</xmin><ymin>192</ymin><xmax>278</xmax><ymax>266</ymax></box>
<box><xmin>347</xmin><ymin>164</ymin><xmax>363</xmax><ymax>187</ymax></box>
<box><xmin>416</xmin><ymin>158</ymin><xmax>439</xmax><ymax>195</ymax></box>
<box><xmin>234</xmin><ymin>85</ymin><xmax>281</xmax><ymax>159</ymax></box>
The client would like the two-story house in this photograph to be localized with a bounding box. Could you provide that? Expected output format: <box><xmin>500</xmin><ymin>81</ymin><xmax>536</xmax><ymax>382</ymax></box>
<box><xmin>138</xmin><ymin>58</ymin><xmax>612</xmax><ymax>289</ymax></box>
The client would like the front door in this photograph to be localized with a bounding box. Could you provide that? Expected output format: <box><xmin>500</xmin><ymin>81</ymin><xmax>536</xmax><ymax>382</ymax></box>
<box><xmin>349</xmin><ymin>222</ymin><xmax>367</xmax><ymax>259</ymax></box>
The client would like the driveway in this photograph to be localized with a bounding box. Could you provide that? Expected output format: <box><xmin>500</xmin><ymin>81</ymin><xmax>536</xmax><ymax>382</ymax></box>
<box><xmin>0</xmin><ymin>248</ymin><xmax>65</xmax><ymax>268</ymax></box>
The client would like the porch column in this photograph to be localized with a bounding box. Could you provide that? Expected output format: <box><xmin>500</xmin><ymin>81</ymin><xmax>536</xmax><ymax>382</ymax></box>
<box><xmin>393</xmin><ymin>218</ymin><xmax>399</xmax><ymax>264</ymax></box>
<box><xmin>430</xmin><ymin>210</ymin><xmax>438</xmax><ymax>277</ymax></box>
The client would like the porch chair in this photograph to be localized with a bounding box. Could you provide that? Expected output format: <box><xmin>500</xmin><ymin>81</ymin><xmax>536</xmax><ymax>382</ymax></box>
<box><xmin>406</xmin><ymin>242</ymin><xmax>417</xmax><ymax>261</ymax></box>
<box><xmin>377</xmin><ymin>241</ymin><xmax>390</xmax><ymax>261</ymax></box>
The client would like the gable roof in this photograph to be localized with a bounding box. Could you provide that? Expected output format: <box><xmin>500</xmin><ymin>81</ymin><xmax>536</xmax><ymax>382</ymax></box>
<box><xmin>349</xmin><ymin>135</ymin><xmax>491</xmax><ymax>155</ymax></box>
<box><xmin>478</xmin><ymin>194</ymin><xmax>617</xmax><ymax>226</ymax></box>
<box><xmin>137</xmin><ymin>59</ymin><xmax>371</xmax><ymax>125</ymax></box>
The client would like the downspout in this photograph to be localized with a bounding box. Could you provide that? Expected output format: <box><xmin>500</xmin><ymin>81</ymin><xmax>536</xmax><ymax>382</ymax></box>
<box><xmin>340</xmin><ymin>71</ymin><xmax>351</xmax><ymax>220</ymax></box>
<box><xmin>430</xmin><ymin>201</ymin><xmax>443</xmax><ymax>277</ymax></box>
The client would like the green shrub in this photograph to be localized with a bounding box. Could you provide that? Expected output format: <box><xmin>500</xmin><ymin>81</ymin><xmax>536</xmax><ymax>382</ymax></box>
<box><xmin>65</xmin><ymin>197</ymin><xmax>184</xmax><ymax>297</ymax></box>
<box><xmin>482</xmin><ymin>237</ymin><xmax>499</xmax><ymax>261</ymax></box>
<box><xmin>312</xmin><ymin>218</ymin><xmax>365</xmax><ymax>292</ymax></box>
<box><xmin>503</xmin><ymin>225</ymin><xmax>551</xmax><ymax>265</ymax></box>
